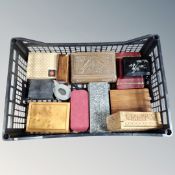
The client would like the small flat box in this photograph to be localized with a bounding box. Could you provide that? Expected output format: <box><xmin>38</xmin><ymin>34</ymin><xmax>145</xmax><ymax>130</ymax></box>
<box><xmin>123</xmin><ymin>57</ymin><xmax>151</xmax><ymax>77</ymax></box>
<box><xmin>27</xmin><ymin>52</ymin><xmax>58</xmax><ymax>79</ymax></box>
<box><xmin>28</xmin><ymin>79</ymin><xmax>54</xmax><ymax>100</ymax></box>
<box><xmin>71</xmin><ymin>52</ymin><xmax>117</xmax><ymax>83</ymax></box>
<box><xmin>57</xmin><ymin>54</ymin><xmax>69</xmax><ymax>83</ymax></box>
<box><xmin>70</xmin><ymin>90</ymin><xmax>89</xmax><ymax>132</ymax></box>
<box><xmin>116</xmin><ymin>52</ymin><xmax>141</xmax><ymax>59</ymax></box>
<box><xmin>117</xmin><ymin>77</ymin><xmax>144</xmax><ymax>89</ymax></box>
<box><xmin>88</xmin><ymin>82</ymin><xmax>110</xmax><ymax>133</ymax></box>
<box><xmin>107</xmin><ymin>111</ymin><xmax>162</xmax><ymax>131</ymax></box>
<box><xmin>26</xmin><ymin>102</ymin><xmax>70</xmax><ymax>133</ymax></box>
<box><xmin>116</xmin><ymin>52</ymin><xmax>141</xmax><ymax>78</ymax></box>
<box><xmin>110</xmin><ymin>89</ymin><xmax>152</xmax><ymax>113</ymax></box>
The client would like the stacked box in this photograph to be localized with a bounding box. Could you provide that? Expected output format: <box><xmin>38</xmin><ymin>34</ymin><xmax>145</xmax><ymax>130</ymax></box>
<box><xmin>117</xmin><ymin>77</ymin><xmax>144</xmax><ymax>89</ymax></box>
<box><xmin>88</xmin><ymin>82</ymin><xmax>110</xmax><ymax>133</ymax></box>
<box><xmin>123</xmin><ymin>57</ymin><xmax>151</xmax><ymax>77</ymax></box>
<box><xmin>116</xmin><ymin>52</ymin><xmax>141</xmax><ymax>78</ymax></box>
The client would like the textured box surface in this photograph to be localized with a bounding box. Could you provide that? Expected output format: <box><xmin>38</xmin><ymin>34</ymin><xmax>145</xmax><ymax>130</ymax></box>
<box><xmin>28</xmin><ymin>80</ymin><xmax>54</xmax><ymax>100</ymax></box>
<box><xmin>27</xmin><ymin>52</ymin><xmax>58</xmax><ymax>79</ymax></box>
<box><xmin>26</xmin><ymin>102</ymin><xmax>70</xmax><ymax>133</ymax></box>
<box><xmin>110</xmin><ymin>89</ymin><xmax>152</xmax><ymax>113</ymax></box>
<box><xmin>71</xmin><ymin>52</ymin><xmax>117</xmax><ymax>83</ymax></box>
<box><xmin>88</xmin><ymin>82</ymin><xmax>110</xmax><ymax>133</ymax></box>
<box><xmin>117</xmin><ymin>77</ymin><xmax>144</xmax><ymax>89</ymax></box>
<box><xmin>107</xmin><ymin>111</ymin><xmax>162</xmax><ymax>131</ymax></box>
<box><xmin>70</xmin><ymin>90</ymin><xmax>89</xmax><ymax>132</ymax></box>
<box><xmin>57</xmin><ymin>55</ymin><xmax>69</xmax><ymax>82</ymax></box>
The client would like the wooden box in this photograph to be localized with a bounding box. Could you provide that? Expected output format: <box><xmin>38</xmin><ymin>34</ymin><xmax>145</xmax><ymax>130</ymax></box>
<box><xmin>26</xmin><ymin>102</ymin><xmax>70</xmax><ymax>133</ymax></box>
<box><xmin>107</xmin><ymin>111</ymin><xmax>162</xmax><ymax>131</ymax></box>
<box><xmin>71</xmin><ymin>52</ymin><xmax>117</xmax><ymax>83</ymax></box>
<box><xmin>57</xmin><ymin>54</ymin><xmax>69</xmax><ymax>83</ymax></box>
<box><xmin>110</xmin><ymin>89</ymin><xmax>152</xmax><ymax>113</ymax></box>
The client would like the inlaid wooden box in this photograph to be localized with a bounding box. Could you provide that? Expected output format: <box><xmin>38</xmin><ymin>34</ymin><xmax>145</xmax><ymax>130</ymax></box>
<box><xmin>107</xmin><ymin>111</ymin><xmax>162</xmax><ymax>131</ymax></box>
<box><xmin>71</xmin><ymin>52</ymin><xmax>117</xmax><ymax>83</ymax></box>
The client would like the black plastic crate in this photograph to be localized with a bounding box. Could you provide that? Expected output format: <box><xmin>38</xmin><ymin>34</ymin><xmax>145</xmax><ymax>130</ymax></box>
<box><xmin>3</xmin><ymin>34</ymin><xmax>172</xmax><ymax>140</ymax></box>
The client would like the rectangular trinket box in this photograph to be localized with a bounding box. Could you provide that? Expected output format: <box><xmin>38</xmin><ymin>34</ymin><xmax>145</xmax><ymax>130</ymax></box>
<box><xmin>27</xmin><ymin>53</ymin><xmax>58</xmax><ymax>79</ymax></box>
<box><xmin>57</xmin><ymin>54</ymin><xmax>69</xmax><ymax>83</ymax></box>
<box><xmin>88</xmin><ymin>82</ymin><xmax>110</xmax><ymax>133</ymax></box>
<box><xmin>110</xmin><ymin>89</ymin><xmax>152</xmax><ymax>113</ymax></box>
<box><xmin>26</xmin><ymin>102</ymin><xmax>70</xmax><ymax>133</ymax></box>
<box><xmin>117</xmin><ymin>77</ymin><xmax>144</xmax><ymax>89</ymax></box>
<box><xmin>71</xmin><ymin>52</ymin><xmax>117</xmax><ymax>83</ymax></box>
<box><xmin>70</xmin><ymin>90</ymin><xmax>89</xmax><ymax>132</ymax></box>
<box><xmin>107</xmin><ymin>111</ymin><xmax>162</xmax><ymax>131</ymax></box>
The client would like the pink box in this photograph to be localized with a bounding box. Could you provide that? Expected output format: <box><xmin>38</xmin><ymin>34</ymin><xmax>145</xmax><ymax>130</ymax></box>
<box><xmin>117</xmin><ymin>77</ymin><xmax>144</xmax><ymax>89</ymax></box>
<box><xmin>70</xmin><ymin>90</ymin><xmax>89</xmax><ymax>132</ymax></box>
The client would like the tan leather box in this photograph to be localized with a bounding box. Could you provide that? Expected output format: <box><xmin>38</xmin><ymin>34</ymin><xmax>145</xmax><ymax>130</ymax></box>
<box><xmin>57</xmin><ymin>55</ymin><xmax>69</xmax><ymax>83</ymax></box>
<box><xmin>110</xmin><ymin>89</ymin><xmax>152</xmax><ymax>113</ymax></box>
<box><xmin>71</xmin><ymin>52</ymin><xmax>117</xmax><ymax>83</ymax></box>
<box><xmin>107</xmin><ymin>111</ymin><xmax>162</xmax><ymax>131</ymax></box>
<box><xmin>27</xmin><ymin>52</ymin><xmax>58</xmax><ymax>79</ymax></box>
<box><xmin>26</xmin><ymin>102</ymin><xmax>70</xmax><ymax>133</ymax></box>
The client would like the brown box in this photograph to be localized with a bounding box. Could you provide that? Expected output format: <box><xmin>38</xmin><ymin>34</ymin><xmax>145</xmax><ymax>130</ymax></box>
<box><xmin>57</xmin><ymin>55</ymin><xmax>69</xmax><ymax>83</ymax></box>
<box><xmin>26</xmin><ymin>102</ymin><xmax>70</xmax><ymax>133</ymax></box>
<box><xmin>106</xmin><ymin>111</ymin><xmax>162</xmax><ymax>131</ymax></box>
<box><xmin>110</xmin><ymin>89</ymin><xmax>152</xmax><ymax>113</ymax></box>
<box><xmin>71</xmin><ymin>52</ymin><xmax>117</xmax><ymax>83</ymax></box>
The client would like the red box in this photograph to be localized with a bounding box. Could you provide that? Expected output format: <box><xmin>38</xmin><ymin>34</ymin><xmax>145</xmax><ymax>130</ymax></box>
<box><xmin>117</xmin><ymin>77</ymin><xmax>144</xmax><ymax>89</ymax></box>
<box><xmin>116</xmin><ymin>52</ymin><xmax>141</xmax><ymax>59</ymax></box>
<box><xmin>70</xmin><ymin>90</ymin><xmax>89</xmax><ymax>132</ymax></box>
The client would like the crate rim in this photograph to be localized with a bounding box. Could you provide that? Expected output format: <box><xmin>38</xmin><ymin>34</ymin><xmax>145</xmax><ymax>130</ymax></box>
<box><xmin>10</xmin><ymin>34</ymin><xmax>158</xmax><ymax>47</ymax></box>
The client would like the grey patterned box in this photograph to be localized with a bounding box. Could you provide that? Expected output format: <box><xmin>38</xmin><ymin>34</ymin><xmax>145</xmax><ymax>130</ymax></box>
<box><xmin>88</xmin><ymin>82</ymin><xmax>110</xmax><ymax>133</ymax></box>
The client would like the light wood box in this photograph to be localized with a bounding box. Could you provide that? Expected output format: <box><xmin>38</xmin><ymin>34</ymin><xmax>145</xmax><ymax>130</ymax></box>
<box><xmin>107</xmin><ymin>111</ymin><xmax>162</xmax><ymax>131</ymax></box>
<box><xmin>26</xmin><ymin>102</ymin><xmax>70</xmax><ymax>133</ymax></box>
